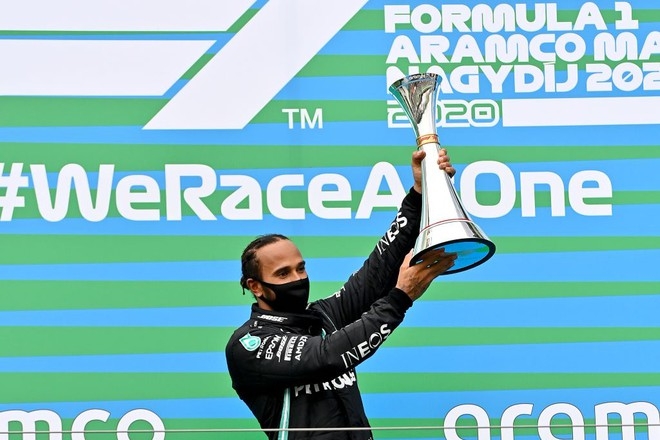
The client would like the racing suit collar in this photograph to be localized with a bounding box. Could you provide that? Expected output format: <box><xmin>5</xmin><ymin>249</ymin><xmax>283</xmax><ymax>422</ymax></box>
<box><xmin>249</xmin><ymin>303</ymin><xmax>324</xmax><ymax>335</ymax></box>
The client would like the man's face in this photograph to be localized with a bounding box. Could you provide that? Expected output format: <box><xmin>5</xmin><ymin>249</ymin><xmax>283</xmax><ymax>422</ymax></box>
<box><xmin>252</xmin><ymin>240</ymin><xmax>307</xmax><ymax>299</ymax></box>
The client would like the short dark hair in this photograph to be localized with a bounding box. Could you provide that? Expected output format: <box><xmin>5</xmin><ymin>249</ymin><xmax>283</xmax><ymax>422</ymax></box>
<box><xmin>240</xmin><ymin>234</ymin><xmax>290</xmax><ymax>292</ymax></box>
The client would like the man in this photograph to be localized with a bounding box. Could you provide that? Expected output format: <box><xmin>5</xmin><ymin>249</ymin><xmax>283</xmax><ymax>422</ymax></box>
<box><xmin>225</xmin><ymin>148</ymin><xmax>457</xmax><ymax>439</ymax></box>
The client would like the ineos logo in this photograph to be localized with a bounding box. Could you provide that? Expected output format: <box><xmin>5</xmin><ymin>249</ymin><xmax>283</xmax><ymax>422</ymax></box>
<box><xmin>339</xmin><ymin>324</ymin><xmax>392</xmax><ymax>368</ymax></box>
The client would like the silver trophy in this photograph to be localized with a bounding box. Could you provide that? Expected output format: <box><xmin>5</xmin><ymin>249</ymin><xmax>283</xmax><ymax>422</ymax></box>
<box><xmin>389</xmin><ymin>73</ymin><xmax>495</xmax><ymax>274</ymax></box>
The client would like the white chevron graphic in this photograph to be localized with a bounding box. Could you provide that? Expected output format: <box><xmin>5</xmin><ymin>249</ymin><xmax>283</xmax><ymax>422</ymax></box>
<box><xmin>0</xmin><ymin>0</ymin><xmax>254</xmax><ymax>31</ymax></box>
<box><xmin>0</xmin><ymin>0</ymin><xmax>366</xmax><ymax>130</ymax></box>
<box><xmin>144</xmin><ymin>0</ymin><xmax>368</xmax><ymax>129</ymax></box>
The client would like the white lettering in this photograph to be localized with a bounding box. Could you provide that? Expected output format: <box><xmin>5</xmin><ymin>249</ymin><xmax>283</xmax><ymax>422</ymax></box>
<box><xmin>461</xmin><ymin>161</ymin><xmax>613</xmax><ymax>218</ymax></box>
<box><xmin>308</xmin><ymin>173</ymin><xmax>352</xmax><ymax>219</ymax></box>
<box><xmin>538</xmin><ymin>403</ymin><xmax>585</xmax><ymax>440</ymax></box>
<box><xmin>501</xmin><ymin>404</ymin><xmax>533</xmax><ymax>440</ymax></box>
<box><xmin>443</xmin><ymin>401</ymin><xmax>660</xmax><ymax>440</ymax></box>
<box><xmin>71</xmin><ymin>409</ymin><xmax>109</xmax><ymax>440</ymax></box>
<box><xmin>445</xmin><ymin>404</ymin><xmax>490</xmax><ymax>440</ymax></box>
<box><xmin>165</xmin><ymin>164</ymin><xmax>216</xmax><ymax>220</ymax></box>
<box><xmin>595</xmin><ymin>401</ymin><xmax>660</xmax><ymax>440</ymax></box>
<box><xmin>267</xmin><ymin>174</ymin><xmax>305</xmax><ymax>220</ymax></box>
<box><xmin>115</xmin><ymin>175</ymin><xmax>161</xmax><ymax>221</ymax></box>
<box><xmin>384</xmin><ymin>3</ymin><xmax>613</xmax><ymax>34</ymax></box>
<box><xmin>219</xmin><ymin>175</ymin><xmax>263</xmax><ymax>220</ymax></box>
<box><xmin>31</xmin><ymin>164</ymin><xmax>113</xmax><ymax>222</ymax></box>
<box><xmin>568</xmin><ymin>171</ymin><xmax>613</xmax><ymax>216</ymax></box>
<box><xmin>0</xmin><ymin>409</ymin><xmax>165</xmax><ymax>440</ymax></box>
<box><xmin>117</xmin><ymin>409</ymin><xmax>165</xmax><ymax>440</ymax></box>
<box><xmin>7</xmin><ymin>162</ymin><xmax>615</xmax><ymax>222</ymax></box>
<box><xmin>0</xmin><ymin>410</ymin><xmax>62</xmax><ymax>440</ymax></box>
<box><xmin>356</xmin><ymin>162</ymin><xmax>406</xmax><ymax>219</ymax></box>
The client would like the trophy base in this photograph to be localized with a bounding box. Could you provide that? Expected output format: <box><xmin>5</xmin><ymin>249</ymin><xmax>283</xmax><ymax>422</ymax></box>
<box><xmin>411</xmin><ymin>219</ymin><xmax>496</xmax><ymax>275</ymax></box>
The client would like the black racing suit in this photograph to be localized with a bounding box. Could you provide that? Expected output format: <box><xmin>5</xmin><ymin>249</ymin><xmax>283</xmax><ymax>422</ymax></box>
<box><xmin>225</xmin><ymin>189</ymin><xmax>422</xmax><ymax>440</ymax></box>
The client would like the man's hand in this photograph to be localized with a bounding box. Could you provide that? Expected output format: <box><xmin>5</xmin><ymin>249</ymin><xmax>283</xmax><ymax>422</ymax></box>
<box><xmin>395</xmin><ymin>249</ymin><xmax>457</xmax><ymax>301</ymax></box>
<box><xmin>412</xmin><ymin>148</ymin><xmax>456</xmax><ymax>194</ymax></box>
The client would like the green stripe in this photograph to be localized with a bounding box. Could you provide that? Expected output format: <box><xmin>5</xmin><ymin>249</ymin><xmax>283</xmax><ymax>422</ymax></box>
<box><xmin>1</xmin><ymin>8</ymin><xmax>659</xmax><ymax>36</ymax></box>
<box><xmin>0</xmin><ymin>373</ymin><xmax>234</xmax><ymax>403</ymax></box>
<box><xmin>0</xmin><ymin>281</ymin><xmax>253</xmax><ymax>309</ymax></box>
<box><xmin>300</xmin><ymin>54</ymin><xmax>660</xmax><ymax>77</ymax></box>
<box><xmin>0</xmin><ymin>97</ymin><xmax>165</xmax><ymax>126</ymax></box>
<box><xmin>1</xmin><ymin>144</ymin><xmax>658</xmax><ymax>169</ymax></box>
<box><xmin>0</xmin><ymin>96</ymin><xmax>386</xmax><ymax>126</ymax></box>
<box><xmin>0</xmin><ymin>235</ymin><xmax>658</xmax><ymax>265</ymax></box>
<box><xmin>0</xmin><ymin>142</ymin><xmax>419</xmax><ymax>168</ymax></box>
<box><xmin>492</xmin><ymin>235</ymin><xmax>660</xmax><ymax>253</ymax></box>
<box><xmin>180</xmin><ymin>53</ymin><xmax>214</xmax><ymax>80</ymax></box>
<box><xmin>51</xmin><ymin>417</ymin><xmax>649</xmax><ymax>440</ymax></box>
<box><xmin>386</xmin><ymin>327</ymin><xmax>660</xmax><ymax>347</ymax></box>
<box><xmin>429</xmin><ymin>281</ymin><xmax>660</xmax><ymax>300</ymax></box>
<box><xmin>0</xmin><ymin>327</ymin><xmax>234</xmax><ymax>357</ymax></box>
<box><xmin>1</xmin><ymin>372</ymin><xmax>658</xmax><ymax>403</ymax></box>
<box><xmin>452</xmin><ymin>146</ymin><xmax>660</xmax><ymax>163</ymax></box>
<box><xmin>1</xmin><ymin>418</ymin><xmax>266</xmax><ymax>440</ymax></box>
<box><xmin>3</xmin><ymin>327</ymin><xmax>659</xmax><ymax>357</ymax></box>
<box><xmin>159</xmin><ymin>419</ymin><xmax>264</xmax><ymax>440</ymax></box>
<box><xmin>11</xmin><ymin>91</ymin><xmax>650</xmax><ymax>128</ymax></box>
<box><xmin>366</xmin><ymin>417</ymin><xmax>650</xmax><ymax>440</ymax></box>
<box><xmin>17</xmin><ymin>416</ymin><xmax>642</xmax><ymax>440</ymax></box>
<box><xmin>278</xmin><ymin>388</ymin><xmax>290</xmax><ymax>440</ymax></box>
<box><xmin>0</xmin><ymin>281</ymin><xmax>656</xmax><ymax>311</ymax></box>
<box><xmin>0</xmin><ymin>234</ymin><xmax>378</xmax><ymax>263</ymax></box>
<box><xmin>359</xmin><ymin>372</ymin><xmax>660</xmax><ymax>393</ymax></box>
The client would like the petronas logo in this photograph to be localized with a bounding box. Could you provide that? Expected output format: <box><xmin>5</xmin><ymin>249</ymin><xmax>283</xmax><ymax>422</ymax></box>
<box><xmin>239</xmin><ymin>333</ymin><xmax>261</xmax><ymax>352</ymax></box>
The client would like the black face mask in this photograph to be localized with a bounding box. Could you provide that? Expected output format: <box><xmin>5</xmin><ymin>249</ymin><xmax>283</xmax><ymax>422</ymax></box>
<box><xmin>258</xmin><ymin>277</ymin><xmax>310</xmax><ymax>313</ymax></box>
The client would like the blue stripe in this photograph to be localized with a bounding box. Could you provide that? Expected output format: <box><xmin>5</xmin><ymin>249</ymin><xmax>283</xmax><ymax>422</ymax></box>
<box><xmin>482</xmin><ymin>204</ymin><xmax>660</xmax><ymax>237</ymax></box>
<box><xmin>0</xmin><ymin>204</ymin><xmax>658</xmax><ymax>237</ymax></box>
<box><xmin>0</xmin><ymin>305</ymin><xmax>246</xmax><ymax>327</ymax></box>
<box><xmin>1</xmin><ymin>387</ymin><xmax>658</xmax><ymax>420</ymax></box>
<box><xmin>441</xmin><ymin>249</ymin><xmax>660</xmax><ymax>282</ymax></box>
<box><xmin>276</xmin><ymin>76</ymin><xmax>389</xmax><ymax>100</ymax></box>
<box><xmin>277</xmin><ymin>75</ymin><xmax>660</xmax><ymax>100</ymax></box>
<box><xmin>366</xmin><ymin>341</ymin><xmax>660</xmax><ymax>373</ymax></box>
<box><xmin>0</xmin><ymin>33</ymin><xmax>228</xmax><ymax>41</ymax></box>
<box><xmin>0</xmin><ymin>294</ymin><xmax>658</xmax><ymax>328</ymax></box>
<box><xmin>407</xmin><ymin>295</ymin><xmax>660</xmax><ymax>327</ymax></box>
<box><xmin>3</xmin><ymin>339</ymin><xmax>660</xmax><ymax>373</ymax></box>
<box><xmin>0</xmin><ymin>122</ymin><xmax>658</xmax><ymax>147</ymax></box>
<box><xmin>0</xmin><ymin>249</ymin><xmax>656</xmax><ymax>281</ymax></box>
<box><xmin>0</xmin><ymin>397</ymin><xmax>253</xmax><ymax>419</ymax></box>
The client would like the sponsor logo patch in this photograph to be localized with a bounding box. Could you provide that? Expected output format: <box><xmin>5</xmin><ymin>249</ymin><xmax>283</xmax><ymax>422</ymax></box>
<box><xmin>239</xmin><ymin>333</ymin><xmax>261</xmax><ymax>351</ymax></box>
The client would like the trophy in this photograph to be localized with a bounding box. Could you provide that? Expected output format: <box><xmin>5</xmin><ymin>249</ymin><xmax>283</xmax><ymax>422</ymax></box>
<box><xmin>389</xmin><ymin>73</ymin><xmax>495</xmax><ymax>275</ymax></box>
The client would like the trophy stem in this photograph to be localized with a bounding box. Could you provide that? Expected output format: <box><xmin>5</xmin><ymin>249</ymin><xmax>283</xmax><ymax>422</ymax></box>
<box><xmin>412</xmin><ymin>140</ymin><xmax>495</xmax><ymax>275</ymax></box>
<box><xmin>389</xmin><ymin>72</ymin><xmax>496</xmax><ymax>275</ymax></box>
